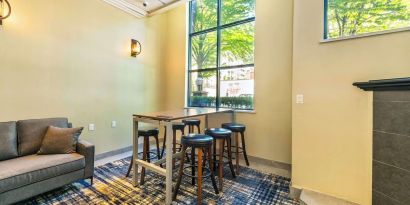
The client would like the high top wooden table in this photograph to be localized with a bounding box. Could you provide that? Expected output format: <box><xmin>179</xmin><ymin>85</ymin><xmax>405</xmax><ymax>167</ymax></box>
<box><xmin>132</xmin><ymin>108</ymin><xmax>235</xmax><ymax>205</ymax></box>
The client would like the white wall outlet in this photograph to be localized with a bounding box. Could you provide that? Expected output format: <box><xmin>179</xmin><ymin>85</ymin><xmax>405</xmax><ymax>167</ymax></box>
<box><xmin>296</xmin><ymin>94</ymin><xmax>304</xmax><ymax>104</ymax></box>
<box><xmin>88</xmin><ymin>123</ymin><xmax>95</xmax><ymax>131</ymax></box>
<box><xmin>111</xmin><ymin>121</ymin><xmax>117</xmax><ymax>128</ymax></box>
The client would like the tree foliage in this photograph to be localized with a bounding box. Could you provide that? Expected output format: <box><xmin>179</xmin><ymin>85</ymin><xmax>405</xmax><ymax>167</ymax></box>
<box><xmin>190</xmin><ymin>0</ymin><xmax>255</xmax><ymax>78</ymax></box>
<box><xmin>327</xmin><ymin>0</ymin><xmax>410</xmax><ymax>38</ymax></box>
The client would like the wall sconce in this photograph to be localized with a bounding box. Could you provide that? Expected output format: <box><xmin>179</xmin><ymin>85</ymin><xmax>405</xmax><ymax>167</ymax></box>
<box><xmin>0</xmin><ymin>0</ymin><xmax>11</xmax><ymax>26</ymax></box>
<box><xmin>131</xmin><ymin>39</ymin><xmax>141</xmax><ymax>57</ymax></box>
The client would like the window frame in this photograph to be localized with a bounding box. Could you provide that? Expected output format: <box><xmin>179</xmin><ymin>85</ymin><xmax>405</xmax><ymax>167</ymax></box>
<box><xmin>187</xmin><ymin>0</ymin><xmax>256</xmax><ymax>110</ymax></box>
<box><xmin>323</xmin><ymin>0</ymin><xmax>410</xmax><ymax>42</ymax></box>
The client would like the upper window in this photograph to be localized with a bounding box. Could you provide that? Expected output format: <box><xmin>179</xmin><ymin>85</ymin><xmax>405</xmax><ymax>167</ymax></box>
<box><xmin>188</xmin><ymin>0</ymin><xmax>255</xmax><ymax>110</ymax></box>
<box><xmin>325</xmin><ymin>0</ymin><xmax>410</xmax><ymax>39</ymax></box>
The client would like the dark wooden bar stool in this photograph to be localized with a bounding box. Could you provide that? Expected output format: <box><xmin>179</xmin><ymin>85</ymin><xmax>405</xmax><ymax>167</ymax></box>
<box><xmin>125</xmin><ymin>128</ymin><xmax>161</xmax><ymax>185</ymax></box>
<box><xmin>160</xmin><ymin>123</ymin><xmax>185</xmax><ymax>158</ymax></box>
<box><xmin>222</xmin><ymin>123</ymin><xmax>249</xmax><ymax>174</ymax></box>
<box><xmin>205</xmin><ymin>128</ymin><xmax>236</xmax><ymax>191</ymax></box>
<box><xmin>183</xmin><ymin>119</ymin><xmax>201</xmax><ymax>133</ymax></box>
<box><xmin>173</xmin><ymin>134</ymin><xmax>219</xmax><ymax>203</ymax></box>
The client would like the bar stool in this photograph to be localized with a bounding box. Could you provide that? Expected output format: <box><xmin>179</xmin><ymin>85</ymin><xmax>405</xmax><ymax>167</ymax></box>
<box><xmin>205</xmin><ymin>128</ymin><xmax>236</xmax><ymax>191</ymax></box>
<box><xmin>160</xmin><ymin>123</ymin><xmax>185</xmax><ymax>158</ymax></box>
<box><xmin>173</xmin><ymin>134</ymin><xmax>219</xmax><ymax>203</ymax></box>
<box><xmin>183</xmin><ymin>119</ymin><xmax>201</xmax><ymax>133</ymax></box>
<box><xmin>125</xmin><ymin>128</ymin><xmax>161</xmax><ymax>185</ymax></box>
<box><xmin>222</xmin><ymin>123</ymin><xmax>249</xmax><ymax>174</ymax></box>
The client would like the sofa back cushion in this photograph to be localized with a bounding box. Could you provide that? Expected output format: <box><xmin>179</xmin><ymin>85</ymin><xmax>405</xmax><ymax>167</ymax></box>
<box><xmin>17</xmin><ymin>118</ymin><xmax>68</xmax><ymax>156</ymax></box>
<box><xmin>0</xmin><ymin>122</ymin><xmax>18</xmax><ymax>161</ymax></box>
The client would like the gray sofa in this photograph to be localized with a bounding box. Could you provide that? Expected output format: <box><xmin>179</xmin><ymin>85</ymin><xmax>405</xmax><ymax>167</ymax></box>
<box><xmin>0</xmin><ymin>118</ymin><xmax>95</xmax><ymax>205</ymax></box>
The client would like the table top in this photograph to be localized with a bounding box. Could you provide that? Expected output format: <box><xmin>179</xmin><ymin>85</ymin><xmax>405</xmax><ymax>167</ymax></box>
<box><xmin>133</xmin><ymin>108</ymin><xmax>233</xmax><ymax>121</ymax></box>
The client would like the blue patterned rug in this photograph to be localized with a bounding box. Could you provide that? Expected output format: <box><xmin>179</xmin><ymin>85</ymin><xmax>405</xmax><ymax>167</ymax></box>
<box><xmin>18</xmin><ymin>157</ymin><xmax>299</xmax><ymax>205</ymax></box>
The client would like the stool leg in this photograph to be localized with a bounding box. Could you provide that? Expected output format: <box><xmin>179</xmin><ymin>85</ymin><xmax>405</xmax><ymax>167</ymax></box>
<box><xmin>235</xmin><ymin>132</ymin><xmax>240</xmax><ymax>174</ymax></box>
<box><xmin>182</xmin><ymin>129</ymin><xmax>190</xmax><ymax>163</ymax></box>
<box><xmin>173</xmin><ymin>145</ymin><xmax>187</xmax><ymax>201</ymax></box>
<box><xmin>140</xmin><ymin>137</ymin><xmax>148</xmax><ymax>185</ymax></box>
<box><xmin>197</xmin><ymin>148</ymin><xmax>203</xmax><ymax>204</ymax></box>
<box><xmin>226</xmin><ymin>137</ymin><xmax>236</xmax><ymax>178</ymax></box>
<box><xmin>191</xmin><ymin>146</ymin><xmax>196</xmax><ymax>185</ymax></box>
<box><xmin>218</xmin><ymin>139</ymin><xmax>224</xmax><ymax>191</ymax></box>
<box><xmin>161</xmin><ymin>126</ymin><xmax>166</xmax><ymax>158</ymax></box>
<box><xmin>173</xmin><ymin>129</ymin><xmax>177</xmax><ymax>168</ymax></box>
<box><xmin>196</xmin><ymin>124</ymin><xmax>201</xmax><ymax>134</ymax></box>
<box><xmin>155</xmin><ymin>135</ymin><xmax>161</xmax><ymax>160</ymax></box>
<box><xmin>208</xmin><ymin>146</ymin><xmax>219</xmax><ymax>194</ymax></box>
<box><xmin>213</xmin><ymin>139</ymin><xmax>217</xmax><ymax>172</ymax></box>
<box><xmin>126</xmin><ymin>156</ymin><xmax>133</xmax><ymax>177</ymax></box>
<box><xmin>240</xmin><ymin>131</ymin><xmax>250</xmax><ymax>166</ymax></box>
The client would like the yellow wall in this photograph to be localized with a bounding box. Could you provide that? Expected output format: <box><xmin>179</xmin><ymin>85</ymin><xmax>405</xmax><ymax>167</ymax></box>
<box><xmin>0</xmin><ymin>0</ymin><xmax>169</xmax><ymax>154</ymax></box>
<box><xmin>292</xmin><ymin>0</ymin><xmax>410</xmax><ymax>204</ymax></box>
<box><xmin>162</xmin><ymin>0</ymin><xmax>294</xmax><ymax>164</ymax></box>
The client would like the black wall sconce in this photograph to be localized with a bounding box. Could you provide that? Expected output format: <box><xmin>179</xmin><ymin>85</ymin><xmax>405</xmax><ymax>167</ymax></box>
<box><xmin>0</xmin><ymin>0</ymin><xmax>11</xmax><ymax>26</ymax></box>
<box><xmin>131</xmin><ymin>39</ymin><xmax>141</xmax><ymax>57</ymax></box>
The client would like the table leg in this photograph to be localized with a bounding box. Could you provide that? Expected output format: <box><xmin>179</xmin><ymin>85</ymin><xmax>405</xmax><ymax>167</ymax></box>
<box><xmin>165</xmin><ymin>122</ymin><xmax>173</xmax><ymax>205</ymax></box>
<box><xmin>231</xmin><ymin>110</ymin><xmax>236</xmax><ymax>123</ymax></box>
<box><xmin>132</xmin><ymin>120</ymin><xmax>139</xmax><ymax>187</ymax></box>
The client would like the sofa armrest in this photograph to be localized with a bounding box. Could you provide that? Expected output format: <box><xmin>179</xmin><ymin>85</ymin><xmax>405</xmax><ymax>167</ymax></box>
<box><xmin>76</xmin><ymin>139</ymin><xmax>95</xmax><ymax>179</ymax></box>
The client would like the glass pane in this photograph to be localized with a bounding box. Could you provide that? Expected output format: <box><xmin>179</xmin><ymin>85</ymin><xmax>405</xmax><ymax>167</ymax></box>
<box><xmin>220</xmin><ymin>67</ymin><xmax>254</xmax><ymax>110</ymax></box>
<box><xmin>327</xmin><ymin>0</ymin><xmax>410</xmax><ymax>39</ymax></box>
<box><xmin>191</xmin><ymin>31</ymin><xmax>217</xmax><ymax>70</ymax></box>
<box><xmin>222</xmin><ymin>0</ymin><xmax>255</xmax><ymax>25</ymax></box>
<box><xmin>220</xmin><ymin>22</ymin><xmax>255</xmax><ymax>67</ymax></box>
<box><xmin>191</xmin><ymin>0</ymin><xmax>218</xmax><ymax>32</ymax></box>
<box><xmin>189</xmin><ymin>71</ymin><xmax>217</xmax><ymax>107</ymax></box>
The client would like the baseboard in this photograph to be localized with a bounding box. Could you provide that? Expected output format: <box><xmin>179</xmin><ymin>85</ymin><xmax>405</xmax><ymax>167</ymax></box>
<box><xmin>95</xmin><ymin>141</ymin><xmax>291</xmax><ymax>173</ymax></box>
<box><xmin>243</xmin><ymin>155</ymin><xmax>292</xmax><ymax>171</ymax></box>
<box><xmin>95</xmin><ymin>146</ymin><xmax>133</xmax><ymax>161</ymax></box>
<box><xmin>289</xmin><ymin>185</ymin><xmax>302</xmax><ymax>200</ymax></box>
<box><xmin>95</xmin><ymin>138</ymin><xmax>164</xmax><ymax>161</ymax></box>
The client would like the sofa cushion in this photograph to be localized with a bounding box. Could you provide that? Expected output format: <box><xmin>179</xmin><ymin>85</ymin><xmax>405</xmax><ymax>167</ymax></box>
<box><xmin>0</xmin><ymin>153</ymin><xmax>85</xmax><ymax>193</ymax></box>
<box><xmin>38</xmin><ymin>126</ymin><xmax>84</xmax><ymax>155</ymax></box>
<box><xmin>0</xmin><ymin>122</ymin><xmax>18</xmax><ymax>161</ymax></box>
<box><xmin>17</xmin><ymin>118</ymin><xmax>69</xmax><ymax>156</ymax></box>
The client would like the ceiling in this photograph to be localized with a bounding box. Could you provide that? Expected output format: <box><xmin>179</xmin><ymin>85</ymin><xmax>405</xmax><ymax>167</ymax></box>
<box><xmin>102</xmin><ymin>0</ymin><xmax>186</xmax><ymax>18</ymax></box>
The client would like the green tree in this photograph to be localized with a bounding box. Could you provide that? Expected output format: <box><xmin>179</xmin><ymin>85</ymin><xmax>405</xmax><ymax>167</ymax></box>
<box><xmin>327</xmin><ymin>0</ymin><xmax>410</xmax><ymax>38</ymax></box>
<box><xmin>191</xmin><ymin>0</ymin><xmax>255</xmax><ymax>78</ymax></box>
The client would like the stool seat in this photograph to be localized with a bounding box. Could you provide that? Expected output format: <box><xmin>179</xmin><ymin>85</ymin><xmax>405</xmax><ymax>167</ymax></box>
<box><xmin>221</xmin><ymin>123</ymin><xmax>246</xmax><ymax>132</ymax></box>
<box><xmin>205</xmin><ymin>128</ymin><xmax>232</xmax><ymax>139</ymax></box>
<box><xmin>182</xmin><ymin>134</ymin><xmax>213</xmax><ymax>147</ymax></box>
<box><xmin>138</xmin><ymin>128</ymin><xmax>159</xmax><ymax>136</ymax></box>
<box><xmin>172</xmin><ymin>123</ymin><xmax>185</xmax><ymax>130</ymax></box>
<box><xmin>182</xmin><ymin>119</ymin><xmax>201</xmax><ymax>125</ymax></box>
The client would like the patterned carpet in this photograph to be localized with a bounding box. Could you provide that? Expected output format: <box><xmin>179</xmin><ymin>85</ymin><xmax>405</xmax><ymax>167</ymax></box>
<box><xmin>18</xmin><ymin>157</ymin><xmax>299</xmax><ymax>205</ymax></box>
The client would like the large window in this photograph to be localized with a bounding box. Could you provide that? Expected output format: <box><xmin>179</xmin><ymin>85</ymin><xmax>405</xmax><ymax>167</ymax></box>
<box><xmin>325</xmin><ymin>0</ymin><xmax>410</xmax><ymax>39</ymax></box>
<box><xmin>187</xmin><ymin>0</ymin><xmax>255</xmax><ymax>110</ymax></box>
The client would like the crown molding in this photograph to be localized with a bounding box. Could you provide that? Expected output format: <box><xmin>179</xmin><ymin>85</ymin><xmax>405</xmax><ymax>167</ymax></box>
<box><xmin>102</xmin><ymin>0</ymin><xmax>148</xmax><ymax>18</ymax></box>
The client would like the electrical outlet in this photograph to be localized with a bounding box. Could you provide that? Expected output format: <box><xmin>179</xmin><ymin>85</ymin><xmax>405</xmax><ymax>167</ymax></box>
<box><xmin>88</xmin><ymin>124</ymin><xmax>95</xmax><ymax>131</ymax></box>
<box><xmin>296</xmin><ymin>94</ymin><xmax>304</xmax><ymax>104</ymax></box>
<box><xmin>111</xmin><ymin>121</ymin><xmax>117</xmax><ymax>128</ymax></box>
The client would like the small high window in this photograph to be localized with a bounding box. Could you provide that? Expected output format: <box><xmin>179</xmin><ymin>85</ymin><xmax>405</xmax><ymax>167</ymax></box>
<box><xmin>325</xmin><ymin>0</ymin><xmax>410</xmax><ymax>39</ymax></box>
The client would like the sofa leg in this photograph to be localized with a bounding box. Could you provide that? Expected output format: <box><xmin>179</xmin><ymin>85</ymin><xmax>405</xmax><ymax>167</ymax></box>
<box><xmin>89</xmin><ymin>177</ymin><xmax>94</xmax><ymax>185</ymax></box>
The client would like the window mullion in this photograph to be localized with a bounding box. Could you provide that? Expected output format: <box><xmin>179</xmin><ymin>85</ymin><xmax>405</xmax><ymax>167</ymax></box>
<box><xmin>187</xmin><ymin>1</ymin><xmax>193</xmax><ymax>107</ymax></box>
<box><xmin>216</xmin><ymin>0</ymin><xmax>222</xmax><ymax>109</ymax></box>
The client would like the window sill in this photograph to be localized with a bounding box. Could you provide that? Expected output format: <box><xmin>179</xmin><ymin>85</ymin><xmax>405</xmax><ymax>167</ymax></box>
<box><xmin>320</xmin><ymin>27</ymin><xmax>410</xmax><ymax>43</ymax></box>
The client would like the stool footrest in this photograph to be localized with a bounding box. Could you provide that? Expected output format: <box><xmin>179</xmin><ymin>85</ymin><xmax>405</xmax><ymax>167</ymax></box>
<box><xmin>182</xmin><ymin>165</ymin><xmax>212</xmax><ymax>179</ymax></box>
